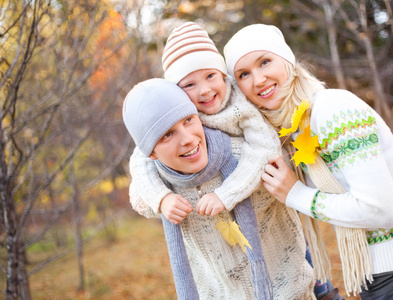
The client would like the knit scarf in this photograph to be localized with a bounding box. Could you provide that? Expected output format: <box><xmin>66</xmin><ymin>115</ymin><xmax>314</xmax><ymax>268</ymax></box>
<box><xmin>295</xmin><ymin>115</ymin><xmax>373</xmax><ymax>296</ymax></box>
<box><xmin>155</xmin><ymin>126</ymin><xmax>273</xmax><ymax>300</ymax></box>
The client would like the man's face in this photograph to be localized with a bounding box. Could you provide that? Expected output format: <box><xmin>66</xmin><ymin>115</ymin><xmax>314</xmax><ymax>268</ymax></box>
<box><xmin>149</xmin><ymin>115</ymin><xmax>208</xmax><ymax>175</ymax></box>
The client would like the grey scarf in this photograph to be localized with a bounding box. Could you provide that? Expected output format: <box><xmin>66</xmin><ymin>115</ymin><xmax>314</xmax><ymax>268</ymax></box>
<box><xmin>156</xmin><ymin>127</ymin><xmax>273</xmax><ymax>300</ymax></box>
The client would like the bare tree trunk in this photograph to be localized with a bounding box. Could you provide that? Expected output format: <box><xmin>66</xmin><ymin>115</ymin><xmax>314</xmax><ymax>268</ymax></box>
<box><xmin>322</xmin><ymin>0</ymin><xmax>347</xmax><ymax>89</ymax></box>
<box><xmin>334</xmin><ymin>0</ymin><xmax>393</xmax><ymax>128</ymax></box>
<box><xmin>1</xmin><ymin>185</ymin><xmax>30</xmax><ymax>299</ymax></box>
<box><xmin>17</xmin><ymin>242</ymin><xmax>31</xmax><ymax>300</ymax></box>
<box><xmin>358</xmin><ymin>0</ymin><xmax>392</xmax><ymax>124</ymax></box>
<box><xmin>70</xmin><ymin>163</ymin><xmax>85</xmax><ymax>291</ymax></box>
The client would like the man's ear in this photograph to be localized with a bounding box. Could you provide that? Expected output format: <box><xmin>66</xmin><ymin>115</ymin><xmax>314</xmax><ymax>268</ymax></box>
<box><xmin>149</xmin><ymin>153</ymin><xmax>158</xmax><ymax>160</ymax></box>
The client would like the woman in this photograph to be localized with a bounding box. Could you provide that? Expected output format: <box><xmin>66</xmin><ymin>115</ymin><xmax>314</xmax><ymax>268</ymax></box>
<box><xmin>224</xmin><ymin>24</ymin><xmax>393</xmax><ymax>299</ymax></box>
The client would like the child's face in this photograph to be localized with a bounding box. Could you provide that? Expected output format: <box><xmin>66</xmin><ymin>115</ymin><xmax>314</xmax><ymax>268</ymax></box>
<box><xmin>178</xmin><ymin>69</ymin><xmax>226</xmax><ymax>115</ymax></box>
<box><xmin>233</xmin><ymin>50</ymin><xmax>288</xmax><ymax>110</ymax></box>
<box><xmin>149</xmin><ymin>115</ymin><xmax>208</xmax><ymax>175</ymax></box>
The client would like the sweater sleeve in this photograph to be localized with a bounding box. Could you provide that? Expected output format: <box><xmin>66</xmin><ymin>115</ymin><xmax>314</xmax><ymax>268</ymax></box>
<box><xmin>214</xmin><ymin>94</ymin><xmax>281</xmax><ymax>210</ymax></box>
<box><xmin>128</xmin><ymin>146</ymin><xmax>172</xmax><ymax>217</ymax></box>
<box><xmin>286</xmin><ymin>89</ymin><xmax>393</xmax><ymax>229</ymax></box>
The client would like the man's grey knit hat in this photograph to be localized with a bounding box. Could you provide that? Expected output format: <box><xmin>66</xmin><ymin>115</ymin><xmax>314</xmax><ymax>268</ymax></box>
<box><xmin>122</xmin><ymin>78</ymin><xmax>198</xmax><ymax>156</ymax></box>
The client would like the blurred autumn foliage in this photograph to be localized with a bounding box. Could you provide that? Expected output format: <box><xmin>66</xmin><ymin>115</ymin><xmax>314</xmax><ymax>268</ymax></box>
<box><xmin>1</xmin><ymin>0</ymin><xmax>392</xmax><ymax>299</ymax></box>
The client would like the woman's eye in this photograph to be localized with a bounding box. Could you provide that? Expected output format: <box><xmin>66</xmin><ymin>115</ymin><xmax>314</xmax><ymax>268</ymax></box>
<box><xmin>239</xmin><ymin>72</ymin><xmax>248</xmax><ymax>79</ymax></box>
<box><xmin>261</xmin><ymin>59</ymin><xmax>270</xmax><ymax>66</ymax></box>
<box><xmin>185</xmin><ymin>117</ymin><xmax>192</xmax><ymax>123</ymax></box>
<box><xmin>163</xmin><ymin>131</ymin><xmax>172</xmax><ymax>139</ymax></box>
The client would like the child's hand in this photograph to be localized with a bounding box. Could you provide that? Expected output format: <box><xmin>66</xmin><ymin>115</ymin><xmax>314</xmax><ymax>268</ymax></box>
<box><xmin>160</xmin><ymin>193</ymin><xmax>193</xmax><ymax>225</ymax></box>
<box><xmin>261</xmin><ymin>155</ymin><xmax>298</xmax><ymax>204</ymax></box>
<box><xmin>196</xmin><ymin>193</ymin><xmax>225</xmax><ymax>216</ymax></box>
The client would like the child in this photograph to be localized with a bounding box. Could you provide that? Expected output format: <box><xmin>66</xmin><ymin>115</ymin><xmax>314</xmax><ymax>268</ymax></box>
<box><xmin>129</xmin><ymin>22</ymin><xmax>316</xmax><ymax>300</ymax></box>
<box><xmin>224</xmin><ymin>23</ymin><xmax>393</xmax><ymax>299</ymax></box>
<box><xmin>122</xmin><ymin>78</ymin><xmax>272</xmax><ymax>299</ymax></box>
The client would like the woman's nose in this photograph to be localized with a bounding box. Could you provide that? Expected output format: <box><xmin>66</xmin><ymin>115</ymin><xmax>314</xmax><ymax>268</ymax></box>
<box><xmin>254</xmin><ymin>72</ymin><xmax>267</xmax><ymax>87</ymax></box>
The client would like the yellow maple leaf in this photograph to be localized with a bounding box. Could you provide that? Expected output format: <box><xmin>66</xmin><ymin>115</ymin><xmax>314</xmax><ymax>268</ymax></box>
<box><xmin>291</xmin><ymin>125</ymin><xmax>319</xmax><ymax>166</ymax></box>
<box><xmin>216</xmin><ymin>218</ymin><xmax>252</xmax><ymax>253</ymax></box>
<box><xmin>278</xmin><ymin>100</ymin><xmax>310</xmax><ymax>137</ymax></box>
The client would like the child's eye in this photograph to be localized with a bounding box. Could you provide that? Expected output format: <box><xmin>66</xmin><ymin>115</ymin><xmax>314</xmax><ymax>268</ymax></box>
<box><xmin>185</xmin><ymin>116</ymin><xmax>192</xmax><ymax>123</ymax></box>
<box><xmin>180</xmin><ymin>82</ymin><xmax>194</xmax><ymax>89</ymax></box>
<box><xmin>207</xmin><ymin>73</ymin><xmax>215</xmax><ymax>79</ymax></box>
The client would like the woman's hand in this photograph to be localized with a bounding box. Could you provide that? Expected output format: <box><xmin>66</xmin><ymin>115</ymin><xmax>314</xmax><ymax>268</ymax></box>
<box><xmin>261</xmin><ymin>155</ymin><xmax>298</xmax><ymax>204</ymax></box>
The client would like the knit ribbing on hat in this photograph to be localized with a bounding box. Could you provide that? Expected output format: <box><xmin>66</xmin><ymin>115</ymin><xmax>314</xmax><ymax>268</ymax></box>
<box><xmin>162</xmin><ymin>22</ymin><xmax>228</xmax><ymax>83</ymax></box>
<box><xmin>224</xmin><ymin>24</ymin><xmax>295</xmax><ymax>78</ymax></box>
<box><xmin>122</xmin><ymin>78</ymin><xmax>198</xmax><ymax>156</ymax></box>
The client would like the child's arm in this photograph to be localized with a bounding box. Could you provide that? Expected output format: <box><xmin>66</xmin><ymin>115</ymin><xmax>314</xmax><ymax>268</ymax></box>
<box><xmin>200</xmin><ymin>93</ymin><xmax>280</xmax><ymax>211</ymax></box>
<box><xmin>129</xmin><ymin>147</ymin><xmax>192</xmax><ymax>222</ymax></box>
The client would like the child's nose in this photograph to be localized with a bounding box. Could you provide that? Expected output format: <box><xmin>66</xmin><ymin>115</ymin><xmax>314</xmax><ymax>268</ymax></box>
<box><xmin>199</xmin><ymin>83</ymin><xmax>211</xmax><ymax>95</ymax></box>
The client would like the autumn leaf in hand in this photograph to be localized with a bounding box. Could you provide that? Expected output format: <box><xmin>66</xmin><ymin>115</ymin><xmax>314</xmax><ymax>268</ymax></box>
<box><xmin>278</xmin><ymin>100</ymin><xmax>310</xmax><ymax>137</ymax></box>
<box><xmin>216</xmin><ymin>218</ymin><xmax>252</xmax><ymax>253</ymax></box>
<box><xmin>291</xmin><ymin>125</ymin><xmax>319</xmax><ymax>166</ymax></box>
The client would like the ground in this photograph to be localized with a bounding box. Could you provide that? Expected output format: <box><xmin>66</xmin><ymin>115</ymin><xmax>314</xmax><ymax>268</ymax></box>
<box><xmin>29</xmin><ymin>215</ymin><xmax>361</xmax><ymax>299</ymax></box>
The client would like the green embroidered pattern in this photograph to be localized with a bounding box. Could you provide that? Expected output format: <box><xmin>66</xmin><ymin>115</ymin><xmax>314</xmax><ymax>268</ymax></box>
<box><xmin>314</xmin><ymin>107</ymin><xmax>380</xmax><ymax>170</ymax></box>
<box><xmin>366</xmin><ymin>228</ymin><xmax>393</xmax><ymax>245</ymax></box>
<box><xmin>320</xmin><ymin>132</ymin><xmax>380</xmax><ymax>164</ymax></box>
<box><xmin>319</xmin><ymin>115</ymin><xmax>376</xmax><ymax>150</ymax></box>
<box><xmin>311</xmin><ymin>192</ymin><xmax>330</xmax><ymax>222</ymax></box>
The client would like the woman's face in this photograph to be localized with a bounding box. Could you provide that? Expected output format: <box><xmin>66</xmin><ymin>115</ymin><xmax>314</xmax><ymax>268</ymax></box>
<box><xmin>233</xmin><ymin>50</ymin><xmax>288</xmax><ymax>110</ymax></box>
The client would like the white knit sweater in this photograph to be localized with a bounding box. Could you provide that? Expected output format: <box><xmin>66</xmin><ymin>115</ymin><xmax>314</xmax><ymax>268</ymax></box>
<box><xmin>287</xmin><ymin>89</ymin><xmax>393</xmax><ymax>276</ymax></box>
<box><xmin>165</xmin><ymin>173</ymin><xmax>256</xmax><ymax>299</ymax></box>
<box><xmin>128</xmin><ymin>78</ymin><xmax>315</xmax><ymax>299</ymax></box>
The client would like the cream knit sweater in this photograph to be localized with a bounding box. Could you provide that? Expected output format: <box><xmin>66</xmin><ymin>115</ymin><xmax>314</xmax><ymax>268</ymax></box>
<box><xmin>164</xmin><ymin>173</ymin><xmax>256</xmax><ymax>299</ymax></box>
<box><xmin>287</xmin><ymin>89</ymin><xmax>393</xmax><ymax>276</ymax></box>
<box><xmin>128</xmin><ymin>78</ymin><xmax>315</xmax><ymax>299</ymax></box>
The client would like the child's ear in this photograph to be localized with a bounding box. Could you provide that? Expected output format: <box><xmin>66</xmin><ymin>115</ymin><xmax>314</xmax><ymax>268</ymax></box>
<box><xmin>149</xmin><ymin>153</ymin><xmax>158</xmax><ymax>160</ymax></box>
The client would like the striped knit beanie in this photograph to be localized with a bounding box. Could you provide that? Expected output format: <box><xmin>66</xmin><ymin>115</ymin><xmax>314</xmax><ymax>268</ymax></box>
<box><xmin>162</xmin><ymin>21</ymin><xmax>228</xmax><ymax>84</ymax></box>
<box><xmin>224</xmin><ymin>24</ymin><xmax>295</xmax><ymax>78</ymax></box>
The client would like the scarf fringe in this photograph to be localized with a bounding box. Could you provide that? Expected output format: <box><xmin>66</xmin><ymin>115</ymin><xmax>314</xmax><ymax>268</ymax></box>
<box><xmin>336</xmin><ymin>226</ymin><xmax>373</xmax><ymax>296</ymax></box>
<box><xmin>302</xmin><ymin>215</ymin><xmax>331</xmax><ymax>284</ymax></box>
<box><xmin>306</xmin><ymin>154</ymin><xmax>373</xmax><ymax>296</ymax></box>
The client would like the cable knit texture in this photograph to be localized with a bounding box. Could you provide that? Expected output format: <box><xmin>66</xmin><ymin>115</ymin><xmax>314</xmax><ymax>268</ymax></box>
<box><xmin>286</xmin><ymin>89</ymin><xmax>393</xmax><ymax>278</ymax></box>
<box><xmin>198</xmin><ymin>77</ymin><xmax>281</xmax><ymax>210</ymax></box>
<box><xmin>128</xmin><ymin>78</ymin><xmax>315</xmax><ymax>299</ymax></box>
<box><xmin>156</xmin><ymin>127</ymin><xmax>272</xmax><ymax>299</ymax></box>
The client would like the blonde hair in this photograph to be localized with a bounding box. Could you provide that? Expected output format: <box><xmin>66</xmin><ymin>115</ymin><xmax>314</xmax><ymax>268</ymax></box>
<box><xmin>260</xmin><ymin>61</ymin><xmax>326</xmax><ymax>131</ymax></box>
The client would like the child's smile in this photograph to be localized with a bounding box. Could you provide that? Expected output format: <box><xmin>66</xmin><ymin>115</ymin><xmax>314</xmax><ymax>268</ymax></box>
<box><xmin>179</xmin><ymin>69</ymin><xmax>226</xmax><ymax>115</ymax></box>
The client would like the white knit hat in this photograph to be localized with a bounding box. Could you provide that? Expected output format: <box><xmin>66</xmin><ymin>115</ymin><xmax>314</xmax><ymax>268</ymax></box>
<box><xmin>122</xmin><ymin>78</ymin><xmax>198</xmax><ymax>156</ymax></box>
<box><xmin>162</xmin><ymin>21</ymin><xmax>228</xmax><ymax>84</ymax></box>
<box><xmin>224</xmin><ymin>24</ymin><xmax>295</xmax><ymax>78</ymax></box>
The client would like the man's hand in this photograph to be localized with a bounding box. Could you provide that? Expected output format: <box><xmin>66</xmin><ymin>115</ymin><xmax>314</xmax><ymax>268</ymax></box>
<box><xmin>196</xmin><ymin>193</ymin><xmax>225</xmax><ymax>216</ymax></box>
<box><xmin>262</xmin><ymin>155</ymin><xmax>298</xmax><ymax>204</ymax></box>
<box><xmin>160</xmin><ymin>193</ymin><xmax>193</xmax><ymax>224</ymax></box>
